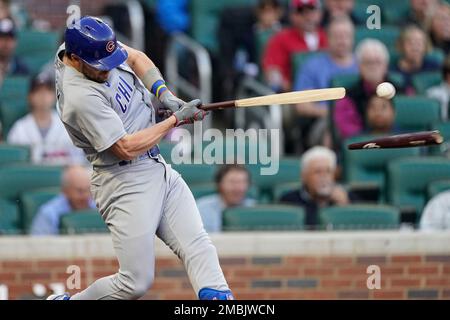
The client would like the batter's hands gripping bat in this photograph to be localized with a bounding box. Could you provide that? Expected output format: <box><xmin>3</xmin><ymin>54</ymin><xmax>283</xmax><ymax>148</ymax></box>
<box><xmin>199</xmin><ymin>88</ymin><xmax>346</xmax><ymax>111</ymax></box>
<box><xmin>347</xmin><ymin>131</ymin><xmax>444</xmax><ymax>150</ymax></box>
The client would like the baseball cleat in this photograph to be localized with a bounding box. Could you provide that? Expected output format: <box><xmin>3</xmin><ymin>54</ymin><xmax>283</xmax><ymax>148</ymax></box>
<box><xmin>46</xmin><ymin>293</ymin><xmax>71</xmax><ymax>300</ymax></box>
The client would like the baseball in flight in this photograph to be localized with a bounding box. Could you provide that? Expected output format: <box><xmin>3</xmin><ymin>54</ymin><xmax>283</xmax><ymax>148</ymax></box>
<box><xmin>376</xmin><ymin>82</ymin><xmax>396</xmax><ymax>99</ymax></box>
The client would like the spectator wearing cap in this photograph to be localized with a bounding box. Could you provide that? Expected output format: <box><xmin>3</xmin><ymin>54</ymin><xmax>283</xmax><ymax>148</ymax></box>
<box><xmin>292</xmin><ymin>16</ymin><xmax>357</xmax><ymax>151</ymax></box>
<box><xmin>7</xmin><ymin>74</ymin><xmax>86</xmax><ymax>165</ymax></box>
<box><xmin>427</xmin><ymin>55</ymin><xmax>450</xmax><ymax>121</ymax></box>
<box><xmin>0</xmin><ymin>17</ymin><xmax>29</xmax><ymax>82</ymax></box>
<box><xmin>197</xmin><ymin>165</ymin><xmax>256</xmax><ymax>233</ymax></box>
<box><xmin>262</xmin><ymin>0</ymin><xmax>327</xmax><ymax>92</ymax></box>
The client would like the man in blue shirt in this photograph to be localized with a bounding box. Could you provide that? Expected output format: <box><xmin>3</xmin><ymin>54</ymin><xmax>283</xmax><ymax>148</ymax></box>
<box><xmin>30</xmin><ymin>165</ymin><xmax>96</xmax><ymax>235</ymax></box>
<box><xmin>197</xmin><ymin>164</ymin><xmax>255</xmax><ymax>233</ymax></box>
<box><xmin>293</xmin><ymin>16</ymin><xmax>358</xmax><ymax>150</ymax></box>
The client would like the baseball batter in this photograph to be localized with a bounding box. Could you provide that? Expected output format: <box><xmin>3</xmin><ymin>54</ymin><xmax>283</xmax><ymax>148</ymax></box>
<box><xmin>48</xmin><ymin>16</ymin><xmax>234</xmax><ymax>300</ymax></box>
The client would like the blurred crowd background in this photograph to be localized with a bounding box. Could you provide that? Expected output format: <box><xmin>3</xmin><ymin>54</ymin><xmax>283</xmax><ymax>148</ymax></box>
<box><xmin>0</xmin><ymin>0</ymin><xmax>450</xmax><ymax>236</ymax></box>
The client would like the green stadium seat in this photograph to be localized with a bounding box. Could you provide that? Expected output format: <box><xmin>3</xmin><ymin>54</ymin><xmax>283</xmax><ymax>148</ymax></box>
<box><xmin>0</xmin><ymin>165</ymin><xmax>62</xmax><ymax>201</ymax></box>
<box><xmin>387</xmin><ymin>157</ymin><xmax>450</xmax><ymax>219</ymax></box>
<box><xmin>60</xmin><ymin>209</ymin><xmax>108</xmax><ymax>235</ymax></box>
<box><xmin>190</xmin><ymin>0</ymin><xmax>258</xmax><ymax>52</ymax></box>
<box><xmin>171</xmin><ymin>163</ymin><xmax>217</xmax><ymax>185</ymax></box>
<box><xmin>19</xmin><ymin>187</ymin><xmax>60</xmax><ymax>232</ymax></box>
<box><xmin>319</xmin><ymin>205</ymin><xmax>400</xmax><ymax>230</ymax></box>
<box><xmin>430</xmin><ymin>122</ymin><xmax>450</xmax><ymax>155</ymax></box>
<box><xmin>0</xmin><ymin>144</ymin><xmax>30</xmax><ymax>166</ymax></box>
<box><xmin>248</xmin><ymin>157</ymin><xmax>301</xmax><ymax>202</ymax></box>
<box><xmin>0</xmin><ymin>199</ymin><xmax>21</xmax><ymax>234</ymax></box>
<box><xmin>412</xmin><ymin>72</ymin><xmax>443</xmax><ymax>95</ymax></box>
<box><xmin>427</xmin><ymin>180</ymin><xmax>450</xmax><ymax>200</ymax></box>
<box><xmin>343</xmin><ymin>135</ymin><xmax>420</xmax><ymax>196</ymax></box>
<box><xmin>382</xmin><ymin>0</ymin><xmax>410</xmax><ymax>24</ymax></box>
<box><xmin>15</xmin><ymin>30</ymin><xmax>59</xmax><ymax>73</ymax></box>
<box><xmin>223</xmin><ymin>205</ymin><xmax>305</xmax><ymax>231</ymax></box>
<box><xmin>354</xmin><ymin>25</ymin><xmax>400</xmax><ymax>48</ymax></box>
<box><xmin>393</xmin><ymin>95</ymin><xmax>441</xmax><ymax>131</ymax></box>
<box><xmin>273</xmin><ymin>181</ymin><xmax>302</xmax><ymax>202</ymax></box>
<box><xmin>0</xmin><ymin>76</ymin><xmax>30</xmax><ymax>136</ymax></box>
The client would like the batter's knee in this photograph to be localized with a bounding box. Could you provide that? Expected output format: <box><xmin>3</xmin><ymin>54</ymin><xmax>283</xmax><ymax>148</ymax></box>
<box><xmin>117</xmin><ymin>269</ymin><xmax>154</xmax><ymax>300</ymax></box>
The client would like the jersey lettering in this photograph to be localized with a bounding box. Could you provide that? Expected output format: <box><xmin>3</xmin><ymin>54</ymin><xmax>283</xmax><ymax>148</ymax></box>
<box><xmin>115</xmin><ymin>75</ymin><xmax>134</xmax><ymax>113</ymax></box>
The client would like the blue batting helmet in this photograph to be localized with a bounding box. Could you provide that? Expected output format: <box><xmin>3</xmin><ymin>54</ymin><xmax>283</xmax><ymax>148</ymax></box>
<box><xmin>65</xmin><ymin>16</ymin><xmax>128</xmax><ymax>71</ymax></box>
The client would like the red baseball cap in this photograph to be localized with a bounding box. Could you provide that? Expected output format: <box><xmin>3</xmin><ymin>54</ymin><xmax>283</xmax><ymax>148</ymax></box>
<box><xmin>291</xmin><ymin>0</ymin><xmax>321</xmax><ymax>10</ymax></box>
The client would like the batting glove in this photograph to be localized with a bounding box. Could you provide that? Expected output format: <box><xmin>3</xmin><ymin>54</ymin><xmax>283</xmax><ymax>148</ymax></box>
<box><xmin>173</xmin><ymin>99</ymin><xmax>208</xmax><ymax>127</ymax></box>
<box><xmin>159</xmin><ymin>90</ymin><xmax>185</xmax><ymax>112</ymax></box>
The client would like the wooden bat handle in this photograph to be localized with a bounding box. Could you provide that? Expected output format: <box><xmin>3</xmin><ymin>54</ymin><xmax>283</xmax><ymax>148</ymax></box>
<box><xmin>348</xmin><ymin>131</ymin><xmax>444</xmax><ymax>150</ymax></box>
<box><xmin>199</xmin><ymin>100</ymin><xmax>236</xmax><ymax>111</ymax></box>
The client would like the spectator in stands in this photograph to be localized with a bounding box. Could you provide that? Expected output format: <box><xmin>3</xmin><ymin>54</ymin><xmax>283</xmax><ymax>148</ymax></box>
<box><xmin>0</xmin><ymin>17</ymin><xmax>29</xmax><ymax>82</ymax></box>
<box><xmin>391</xmin><ymin>25</ymin><xmax>440</xmax><ymax>94</ymax></box>
<box><xmin>405</xmin><ymin>0</ymin><xmax>439</xmax><ymax>28</ymax></box>
<box><xmin>420</xmin><ymin>190</ymin><xmax>450</xmax><ymax>231</ymax></box>
<box><xmin>30</xmin><ymin>165</ymin><xmax>96</xmax><ymax>236</ymax></box>
<box><xmin>293</xmin><ymin>16</ymin><xmax>357</xmax><ymax>150</ymax></box>
<box><xmin>280</xmin><ymin>146</ymin><xmax>355</xmax><ymax>229</ymax></box>
<box><xmin>217</xmin><ymin>0</ymin><xmax>283</xmax><ymax>101</ymax></box>
<box><xmin>428</xmin><ymin>2</ymin><xmax>450</xmax><ymax>55</ymax></box>
<box><xmin>334</xmin><ymin>39</ymin><xmax>403</xmax><ymax>140</ymax></box>
<box><xmin>7</xmin><ymin>73</ymin><xmax>85</xmax><ymax>165</ymax></box>
<box><xmin>364</xmin><ymin>95</ymin><xmax>398</xmax><ymax>136</ymax></box>
<box><xmin>321</xmin><ymin>0</ymin><xmax>360</xmax><ymax>26</ymax></box>
<box><xmin>427</xmin><ymin>55</ymin><xmax>450</xmax><ymax>120</ymax></box>
<box><xmin>263</xmin><ymin>0</ymin><xmax>327</xmax><ymax>92</ymax></box>
<box><xmin>197</xmin><ymin>164</ymin><xmax>256</xmax><ymax>233</ymax></box>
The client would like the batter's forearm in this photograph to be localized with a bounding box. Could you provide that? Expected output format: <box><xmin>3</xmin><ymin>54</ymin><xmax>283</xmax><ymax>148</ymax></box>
<box><xmin>110</xmin><ymin>115</ymin><xmax>176</xmax><ymax>160</ymax></box>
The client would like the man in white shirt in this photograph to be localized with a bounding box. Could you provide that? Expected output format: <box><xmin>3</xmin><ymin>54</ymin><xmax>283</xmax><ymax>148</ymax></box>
<box><xmin>7</xmin><ymin>73</ymin><xmax>85</xmax><ymax>164</ymax></box>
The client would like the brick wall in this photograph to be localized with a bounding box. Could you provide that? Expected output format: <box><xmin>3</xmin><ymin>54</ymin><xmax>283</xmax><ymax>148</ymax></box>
<box><xmin>1</xmin><ymin>254</ymin><xmax>450</xmax><ymax>300</ymax></box>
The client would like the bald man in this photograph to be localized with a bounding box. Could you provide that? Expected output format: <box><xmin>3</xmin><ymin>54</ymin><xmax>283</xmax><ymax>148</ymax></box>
<box><xmin>30</xmin><ymin>165</ymin><xmax>96</xmax><ymax>235</ymax></box>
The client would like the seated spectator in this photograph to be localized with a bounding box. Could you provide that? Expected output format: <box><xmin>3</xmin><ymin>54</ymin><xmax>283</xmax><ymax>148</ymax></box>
<box><xmin>427</xmin><ymin>55</ymin><xmax>450</xmax><ymax>120</ymax></box>
<box><xmin>263</xmin><ymin>0</ymin><xmax>327</xmax><ymax>92</ymax></box>
<box><xmin>404</xmin><ymin>0</ymin><xmax>439</xmax><ymax>28</ymax></box>
<box><xmin>420</xmin><ymin>190</ymin><xmax>450</xmax><ymax>231</ymax></box>
<box><xmin>334</xmin><ymin>39</ymin><xmax>404</xmax><ymax>140</ymax></box>
<box><xmin>391</xmin><ymin>25</ymin><xmax>440</xmax><ymax>94</ymax></box>
<box><xmin>280</xmin><ymin>146</ymin><xmax>356</xmax><ymax>230</ymax></box>
<box><xmin>321</xmin><ymin>0</ymin><xmax>360</xmax><ymax>26</ymax></box>
<box><xmin>30</xmin><ymin>165</ymin><xmax>96</xmax><ymax>235</ymax></box>
<box><xmin>364</xmin><ymin>95</ymin><xmax>398</xmax><ymax>136</ymax></box>
<box><xmin>428</xmin><ymin>2</ymin><xmax>450</xmax><ymax>55</ymax></box>
<box><xmin>7</xmin><ymin>73</ymin><xmax>85</xmax><ymax>165</ymax></box>
<box><xmin>0</xmin><ymin>17</ymin><xmax>29</xmax><ymax>82</ymax></box>
<box><xmin>293</xmin><ymin>16</ymin><xmax>357</xmax><ymax>150</ymax></box>
<box><xmin>197</xmin><ymin>164</ymin><xmax>256</xmax><ymax>233</ymax></box>
<box><xmin>156</xmin><ymin>0</ymin><xmax>189</xmax><ymax>35</ymax></box>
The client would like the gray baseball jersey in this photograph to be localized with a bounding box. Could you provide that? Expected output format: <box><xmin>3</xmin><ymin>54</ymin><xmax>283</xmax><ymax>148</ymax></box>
<box><xmin>54</xmin><ymin>44</ymin><xmax>229</xmax><ymax>300</ymax></box>
<box><xmin>55</xmin><ymin>44</ymin><xmax>155</xmax><ymax>167</ymax></box>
